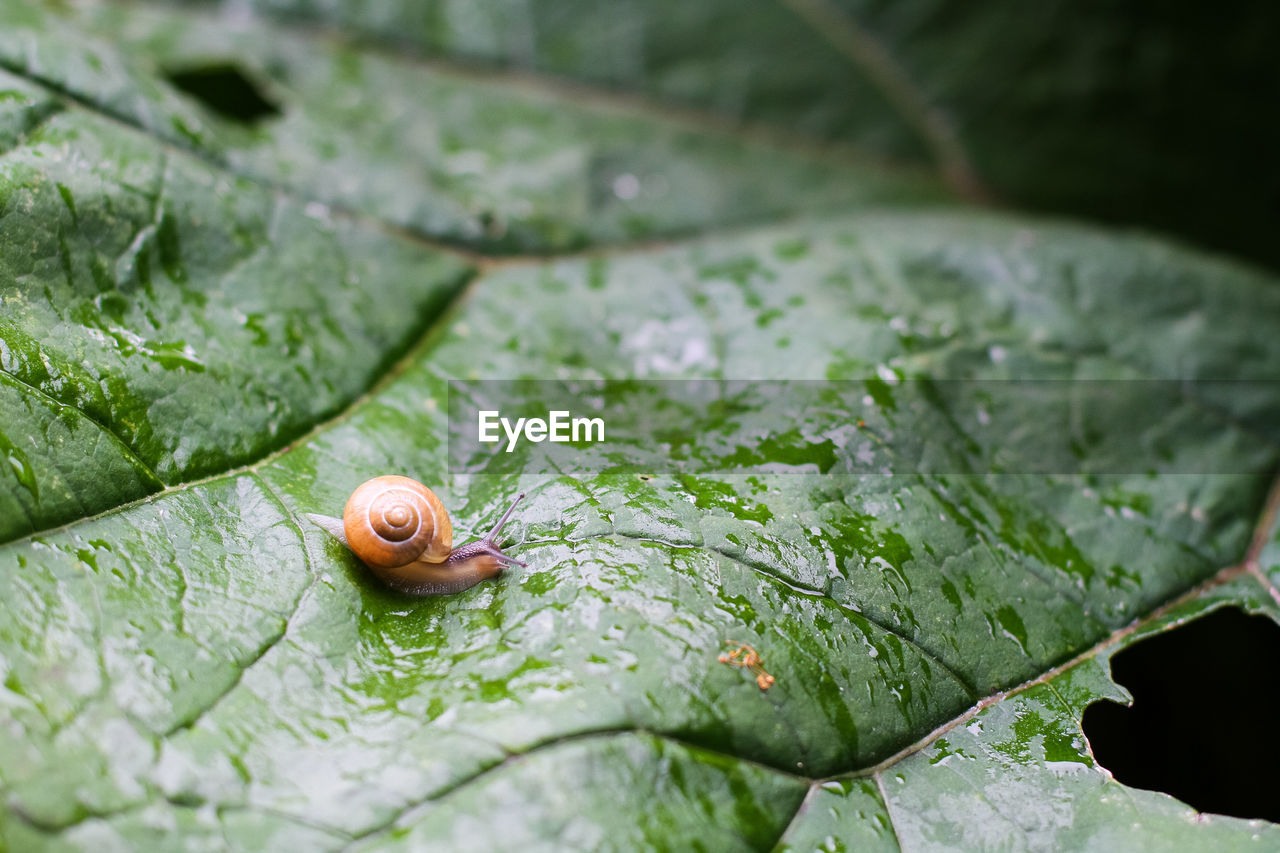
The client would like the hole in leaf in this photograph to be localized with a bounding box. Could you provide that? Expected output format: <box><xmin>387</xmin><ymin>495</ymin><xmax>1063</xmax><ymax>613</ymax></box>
<box><xmin>1082</xmin><ymin>607</ymin><xmax>1280</xmax><ymax>822</ymax></box>
<box><xmin>165</xmin><ymin>64</ymin><xmax>280</xmax><ymax>124</ymax></box>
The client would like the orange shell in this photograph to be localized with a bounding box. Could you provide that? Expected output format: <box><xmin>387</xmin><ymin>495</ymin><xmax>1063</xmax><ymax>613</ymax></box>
<box><xmin>342</xmin><ymin>476</ymin><xmax>452</xmax><ymax>568</ymax></box>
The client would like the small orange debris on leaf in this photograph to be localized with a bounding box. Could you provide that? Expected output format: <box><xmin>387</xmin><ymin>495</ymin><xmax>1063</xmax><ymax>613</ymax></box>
<box><xmin>718</xmin><ymin>641</ymin><xmax>775</xmax><ymax>691</ymax></box>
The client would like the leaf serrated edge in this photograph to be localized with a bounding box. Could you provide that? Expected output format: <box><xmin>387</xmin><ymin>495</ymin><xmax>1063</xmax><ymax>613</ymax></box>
<box><xmin>764</xmin><ymin>469</ymin><xmax>1280</xmax><ymax>850</ymax></box>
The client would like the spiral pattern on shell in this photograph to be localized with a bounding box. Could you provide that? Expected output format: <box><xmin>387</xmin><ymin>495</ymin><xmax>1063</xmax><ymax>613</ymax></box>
<box><xmin>342</xmin><ymin>476</ymin><xmax>453</xmax><ymax>568</ymax></box>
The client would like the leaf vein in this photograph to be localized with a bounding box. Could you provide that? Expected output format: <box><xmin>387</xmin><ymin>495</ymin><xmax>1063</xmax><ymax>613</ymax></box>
<box><xmin>160</xmin><ymin>472</ymin><xmax>316</xmax><ymax>738</ymax></box>
<box><xmin>872</xmin><ymin>770</ymin><xmax>907</xmax><ymax>852</ymax></box>
<box><xmin>0</xmin><ymin>368</ymin><xmax>163</xmax><ymax>487</ymax></box>
<box><xmin>543</xmin><ymin>529</ymin><xmax>980</xmax><ymax>698</ymax></box>
<box><xmin>776</xmin><ymin>0</ymin><xmax>987</xmax><ymax>200</ymax></box>
<box><xmin>340</xmin><ymin>729</ymin><xmax>809</xmax><ymax>849</ymax></box>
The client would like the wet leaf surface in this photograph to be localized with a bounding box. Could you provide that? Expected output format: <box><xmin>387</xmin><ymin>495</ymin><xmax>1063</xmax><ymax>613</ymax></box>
<box><xmin>2</xmin><ymin>2</ymin><xmax>1279</xmax><ymax>851</ymax></box>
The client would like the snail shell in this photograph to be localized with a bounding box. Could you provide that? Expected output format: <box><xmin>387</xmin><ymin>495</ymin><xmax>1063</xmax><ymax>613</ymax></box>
<box><xmin>342</xmin><ymin>475</ymin><xmax>452</xmax><ymax>568</ymax></box>
<box><xmin>307</xmin><ymin>477</ymin><xmax>526</xmax><ymax>596</ymax></box>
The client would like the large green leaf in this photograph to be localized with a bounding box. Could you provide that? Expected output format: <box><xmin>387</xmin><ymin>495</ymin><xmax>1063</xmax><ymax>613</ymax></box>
<box><xmin>2</xmin><ymin>3</ymin><xmax>1279</xmax><ymax>851</ymax></box>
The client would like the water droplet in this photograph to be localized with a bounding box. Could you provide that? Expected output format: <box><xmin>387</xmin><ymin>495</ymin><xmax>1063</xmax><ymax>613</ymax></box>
<box><xmin>612</xmin><ymin>173</ymin><xmax>641</xmax><ymax>200</ymax></box>
<box><xmin>0</xmin><ymin>434</ymin><xmax>37</xmax><ymax>500</ymax></box>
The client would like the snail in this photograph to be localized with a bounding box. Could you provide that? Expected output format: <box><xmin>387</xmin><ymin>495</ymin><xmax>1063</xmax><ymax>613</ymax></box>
<box><xmin>306</xmin><ymin>476</ymin><xmax>526</xmax><ymax>595</ymax></box>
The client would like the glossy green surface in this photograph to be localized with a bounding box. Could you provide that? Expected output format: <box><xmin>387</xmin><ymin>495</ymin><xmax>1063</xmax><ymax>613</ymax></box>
<box><xmin>349</xmin><ymin>734</ymin><xmax>809</xmax><ymax>852</ymax></box>
<box><xmin>859</xmin><ymin>580</ymin><xmax>1280</xmax><ymax>852</ymax></box>
<box><xmin>4</xmin><ymin>210</ymin><xmax>1279</xmax><ymax>847</ymax></box>
<box><xmin>0</xmin><ymin>66</ymin><xmax>472</xmax><ymax>539</ymax></box>
<box><xmin>2</xmin><ymin>3</ymin><xmax>1280</xmax><ymax>851</ymax></box>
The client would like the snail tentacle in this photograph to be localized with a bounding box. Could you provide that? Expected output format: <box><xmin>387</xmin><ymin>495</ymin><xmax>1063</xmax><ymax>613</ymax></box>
<box><xmin>483</xmin><ymin>492</ymin><xmax>525</xmax><ymax>544</ymax></box>
<box><xmin>444</xmin><ymin>492</ymin><xmax>528</xmax><ymax>568</ymax></box>
<box><xmin>305</xmin><ymin>513</ymin><xmax>347</xmax><ymax>546</ymax></box>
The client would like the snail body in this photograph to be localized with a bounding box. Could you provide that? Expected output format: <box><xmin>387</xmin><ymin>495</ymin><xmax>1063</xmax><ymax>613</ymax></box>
<box><xmin>306</xmin><ymin>476</ymin><xmax>525</xmax><ymax>596</ymax></box>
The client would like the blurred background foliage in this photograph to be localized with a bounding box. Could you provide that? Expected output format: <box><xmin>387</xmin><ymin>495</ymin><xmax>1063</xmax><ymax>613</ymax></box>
<box><xmin>163</xmin><ymin>0</ymin><xmax>1280</xmax><ymax>269</ymax></box>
